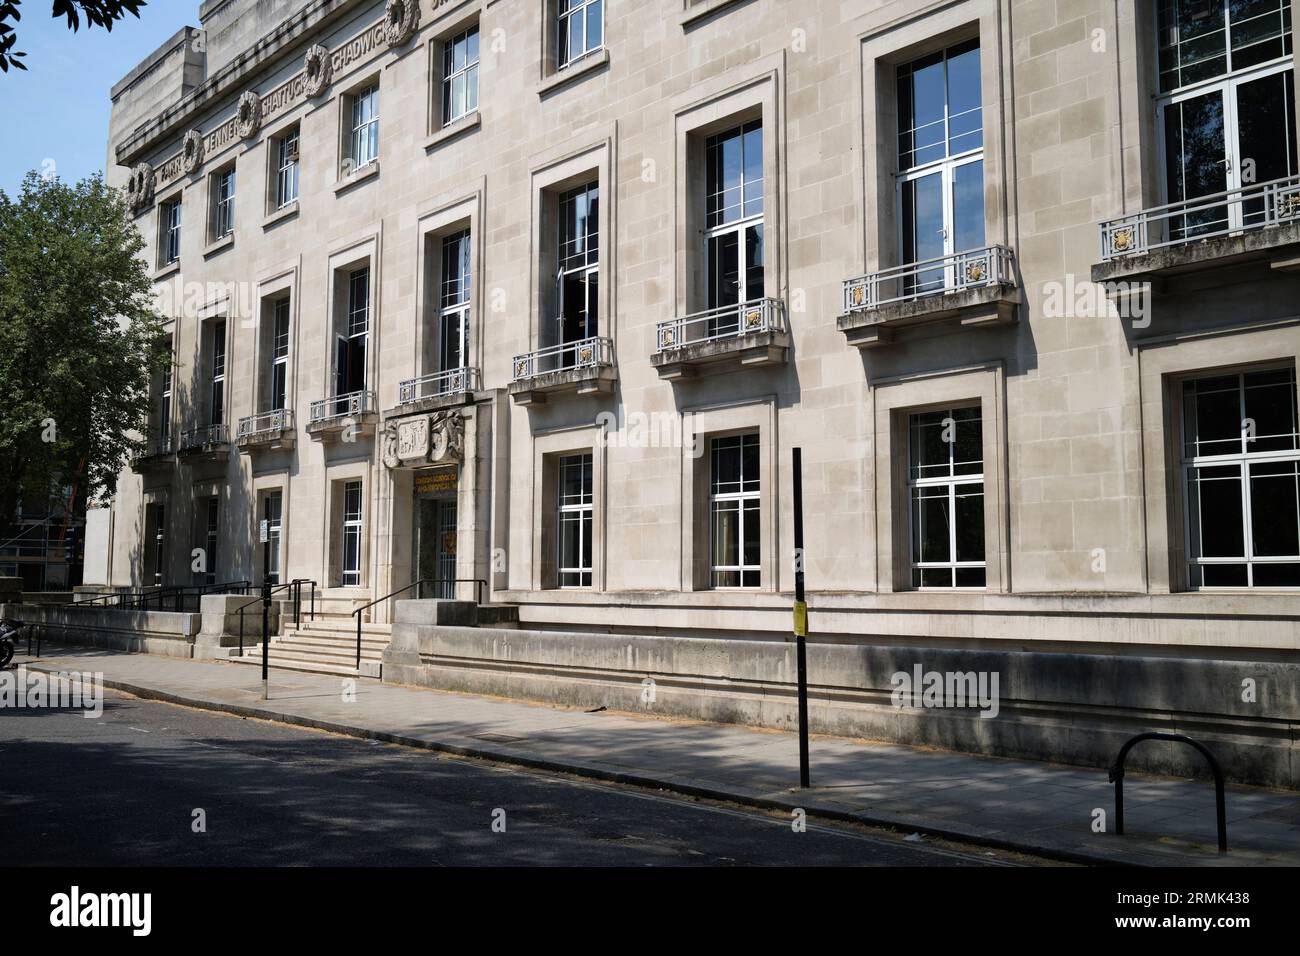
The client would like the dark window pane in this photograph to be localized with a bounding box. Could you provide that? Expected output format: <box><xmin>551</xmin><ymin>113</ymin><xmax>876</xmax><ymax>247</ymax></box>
<box><xmin>954</xmin><ymin>484</ymin><xmax>985</xmax><ymax>562</ymax></box>
<box><xmin>1191</xmin><ymin>465</ymin><xmax>1244</xmax><ymax>557</ymax></box>
<box><xmin>1249</xmin><ymin>461</ymin><xmax>1299</xmax><ymax>556</ymax></box>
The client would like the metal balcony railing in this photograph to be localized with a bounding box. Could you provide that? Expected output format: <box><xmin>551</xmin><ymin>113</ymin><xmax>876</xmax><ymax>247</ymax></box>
<box><xmin>236</xmin><ymin>408</ymin><xmax>294</xmax><ymax>440</ymax></box>
<box><xmin>135</xmin><ymin>434</ymin><xmax>174</xmax><ymax>459</ymax></box>
<box><xmin>656</xmin><ymin>297</ymin><xmax>785</xmax><ymax>352</ymax></box>
<box><xmin>398</xmin><ymin>366</ymin><xmax>481</xmax><ymax>404</ymax></box>
<box><xmin>844</xmin><ymin>244</ymin><xmax>1016</xmax><ymax>314</ymax></box>
<box><xmin>179</xmin><ymin>423</ymin><xmax>229</xmax><ymax>449</ymax></box>
<box><xmin>308</xmin><ymin>390</ymin><xmax>376</xmax><ymax>425</ymax></box>
<box><xmin>512</xmin><ymin>335</ymin><xmax>613</xmax><ymax>381</ymax></box>
<box><xmin>1099</xmin><ymin>174</ymin><xmax>1300</xmax><ymax>261</ymax></box>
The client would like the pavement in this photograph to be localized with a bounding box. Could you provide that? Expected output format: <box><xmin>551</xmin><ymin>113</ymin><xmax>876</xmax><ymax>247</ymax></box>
<box><xmin>9</xmin><ymin>644</ymin><xmax>1300</xmax><ymax>866</ymax></box>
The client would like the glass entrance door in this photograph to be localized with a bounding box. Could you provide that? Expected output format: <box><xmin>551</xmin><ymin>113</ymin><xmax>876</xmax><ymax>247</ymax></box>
<box><xmin>414</xmin><ymin>493</ymin><xmax>457</xmax><ymax>599</ymax></box>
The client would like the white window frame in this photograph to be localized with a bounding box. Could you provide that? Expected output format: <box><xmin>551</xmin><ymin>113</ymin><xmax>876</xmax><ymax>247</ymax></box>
<box><xmin>704</xmin><ymin>120</ymin><xmax>765</xmax><ymax>315</ymax></box>
<box><xmin>212</xmin><ymin>167</ymin><xmax>236</xmax><ymax>240</ymax></box>
<box><xmin>442</xmin><ymin>26</ymin><xmax>479</xmax><ymax>127</ymax></box>
<box><xmin>271</xmin><ymin>297</ymin><xmax>290</xmax><ymax>411</ymax></box>
<box><xmin>341</xmin><ymin>480</ymin><xmax>363</xmax><ymax>587</ymax></box>
<box><xmin>557</xmin><ymin>0</ymin><xmax>603</xmax><ymax>70</ymax></box>
<box><xmin>709</xmin><ymin>433</ymin><xmax>760</xmax><ymax>589</ymax></box>
<box><xmin>209</xmin><ymin>320</ymin><xmax>226</xmax><ymax>427</ymax></box>
<box><xmin>276</xmin><ymin>128</ymin><xmax>300</xmax><ymax>209</ymax></box>
<box><xmin>162</xmin><ymin>198</ymin><xmax>181</xmax><ymax>264</ymax></box>
<box><xmin>557</xmin><ymin>181</ymin><xmax>600</xmax><ymax>344</ymax></box>
<box><xmin>894</xmin><ymin>41</ymin><xmax>985</xmax><ymax>283</ymax></box>
<box><xmin>1155</xmin><ymin>1</ymin><xmax>1294</xmax><ymax>229</ymax></box>
<box><xmin>350</xmin><ymin>85</ymin><xmax>380</xmax><ymax>172</ymax></box>
<box><xmin>907</xmin><ymin>406</ymin><xmax>986</xmax><ymax>590</ymax></box>
<box><xmin>439</xmin><ymin>230</ymin><xmax>471</xmax><ymax>372</ymax></box>
<box><xmin>557</xmin><ymin>453</ymin><xmax>593</xmax><ymax>588</ymax></box>
<box><xmin>1180</xmin><ymin>366</ymin><xmax>1300</xmax><ymax>590</ymax></box>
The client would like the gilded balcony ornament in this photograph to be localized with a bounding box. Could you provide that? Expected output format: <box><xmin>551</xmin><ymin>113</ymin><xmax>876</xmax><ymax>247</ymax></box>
<box><xmin>126</xmin><ymin>162</ymin><xmax>155</xmax><ymax>212</ymax></box>
<box><xmin>965</xmin><ymin>259</ymin><xmax>987</xmax><ymax>283</ymax></box>
<box><xmin>237</xmin><ymin>91</ymin><xmax>264</xmax><ymax>140</ymax></box>
<box><xmin>304</xmin><ymin>44</ymin><xmax>333</xmax><ymax>97</ymax></box>
<box><xmin>661</xmin><ymin>328</ymin><xmax>674</xmax><ymax>346</ymax></box>
<box><xmin>1111</xmin><ymin>226</ymin><xmax>1134</xmax><ymax>254</ymax></box>
<box><xmin>744</xmin><ymin>309</ymin><xmax>762</xmax><ymax>329</ymax></box>
<box><xmin>578</xmin><ymin>345</ymin><xmax>594</xmax><ymax>363</ymax></box>
<box><xmin>1279</xmin><ymin>193</ymin><xmax>1300</xmax><ymax>219</ymax></box>
<box><xmin>384</xmin><ymin>0</ymin><xmax>420</xmax><ymax>47</ymax></box>
<box><xmin>850</xmin><ymin>284</ymin><xmax>866</xmax><ymax>308</ymax></box>
<box><xmin>515</xmin><ymin>359</ymin><xmax>530</xmax><ymax>379</ymax></box>
<box><xmin>182</xmin><ymin>129</ymin><xmax>205</xmax><ymax>175</ymax></box>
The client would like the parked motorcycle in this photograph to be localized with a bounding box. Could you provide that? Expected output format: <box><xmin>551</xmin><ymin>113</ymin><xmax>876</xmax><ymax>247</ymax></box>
<box><xmin>0</xmin><ymin>619</ymin><xmax>22</xmax><ymax>669</ymax></box>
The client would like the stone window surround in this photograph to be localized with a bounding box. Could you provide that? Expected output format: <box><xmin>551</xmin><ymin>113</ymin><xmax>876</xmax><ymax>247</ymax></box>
<box><xmin>193</xmin><ymin>311</ymin><xmax>234</xmax><ymax>432</ymax></box>
<box><xmin>529</xmin><ymin>425</ymin><xmax>606</xmax><ymax>591</ymax></box>
<box><xmin>537</xmin><ymin>0</ymin><xmax>610</xmax><ymax>89</ymax></box>
<box><xmin>424</xmin><ymin>1</ymin><xmax>483</xmax><ymax>138</ymax></box>
<box><xmin>335</xmin><ymin>70</ymin><xmax>384</xmax><ymax>188</ymax></box>
<box><xmin>155</xmin><ymin>188</ymin><xmax>184</xmax><ymax>275</ymax></box>
<box><xmin>671</xmin><ymin>52</ymin><xmax>785</xmax><ymax>320</ymax></box>
<box><xmin>1137</xmin><ymin>319</ymin><xmax>1300</xmax><ymax>593</ymax></box>
<box><xmin>262</xmin><ymin>118</ymin><xmax>302</xmax><ymax>224</ymax></box>
<box><xmin>250</xmin><ymin>265</ymin><xmax>301</xmax><ymax>418</ymax></box>
<box><xmin>189</xmin><ymin>478</ymin><xmax>224</xmax><ymax>582</ymax></box>
<box><xmin>322</xmin><ymin>231</ymin><xmax>382</xmax><ymax>402</ymax></box>
<box><xmin>678</xmin><ymin>397</ymin><xmax>778</xmax><ymax>592</ymax></box>
<box><xmin>326</xmin><ymin>464</ymin><xmax>372</xmax><ymax>590</ymax></box>
<box><xmin>205</xmin><ymin>160</ymin><xmax>237</xmax><ymax>253</ymax></box>
<box><xmin>870</xmin><ymin>362</ymin><xmax>1009</xmax><ymax>593</ymax></box>
<box><xmin>413</xmin><ymin>189</ymin><xmax>483</xmax><ymax>395</ymax></box>
<box><xmin>140</xmin><ymin>490</ymin><xmax>171</xmax><ymax>588</ymax></box>
<box><xmin>252</xmin><ymin>475</ymin><xmax>291</xmax><ymax>585</ymax></box>
<box><xmin>526</xmin><ymin>130</ymin><xmax>616</xmax><ymax>354</ymax></box>
<box><xmin>855</xmin><ymin>0</ymin><xmax>1014</xmax><ymax>277</ymax></box>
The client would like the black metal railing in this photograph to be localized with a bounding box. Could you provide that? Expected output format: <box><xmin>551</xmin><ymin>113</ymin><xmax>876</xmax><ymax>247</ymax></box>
<box><xmin>69</xmin><ymin>580</ymin><xmax>251</xmax><ymax>612</ymax></box>
<box><xmin>1109</xmin><ymin>732</ymin><xmax>1228</xmax><ymax>854</ymax></box>
<box><xmin>236</xmin><ymin>579</ymin><xmax>315</xmax><ymax>656</ymax></box>
<box><xmin>350</xmin><ymin>578</ymin><xmax>487</xmax><ymax>670</ymax></box>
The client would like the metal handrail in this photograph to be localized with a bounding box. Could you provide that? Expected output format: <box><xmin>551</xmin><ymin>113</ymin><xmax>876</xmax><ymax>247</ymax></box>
<box><xmin>512</xmin><ymin>335</ymin><xmax>612</xmax><ymax>381</ymax></box>
<box><xmin>843</xmin><ymin>244</ymin><xmax>1016</xmax><ymax>314</ymax></box>
<box><xmin>308</xmin><ymin>390</ymin><xmax>375</xmax><ymax>424</ymax></box>
<box><xmin>235</xmin><ymin>578</ymin><xmax>314</xmax><ymax>656</ymax></box>
<box><xmin>132</xmin><ymin>434</ymin><xmax>175</xmax><ymax>459</ymax></box>
<box><xmin>351</xmin><ymin>577</ymin><xmax>487</xmax><ymax>669</ymax></box>
<box><xmin>1109</xmin><ymin>732</ymin><xmax>1227</xmax><ymax>854</ymax></box>
<box><xmin>236</xmin><ymin>408</ymin><xmax>294</xmax><ymax>440</ymax></box>
<box><xmin>1099</xmin><ymin>173</ymin><xmax>1300</xmax><ymax>261</ymax></box>
<box><xmin>69</xmin><ymin>579</ymin><xmax>251</xmax><ymax>611</ymax></box>
<box><xmin>656</xmin><ymin>297</ymin><xmax>785</xmax><ymax>352</ymax></box>
<box><xmin>179</xmin><ymin>423</ymin><xmax>230</xmax><ymax>449</ymax></box>
<box><xmin>398</xmin><ymin>367</ymin><xmax>481</xmax><ymax>404</ymax></box>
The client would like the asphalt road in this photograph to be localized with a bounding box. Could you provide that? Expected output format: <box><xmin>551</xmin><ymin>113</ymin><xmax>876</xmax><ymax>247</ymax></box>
<box><xmin>0</xmin><ymin>688</ymin><xmax>1041</xmax><ymax>867</ymax></box>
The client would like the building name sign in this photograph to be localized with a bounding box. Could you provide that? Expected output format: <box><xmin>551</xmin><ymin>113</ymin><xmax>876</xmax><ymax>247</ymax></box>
<box><xmin>414</xmin><ymin>466</ymin><xmax>458</xmax><ymax>497</ymax></box>
<box><xmin>151</xmin><ymin>17</ymin><xmax>394</xmax><ymax>194</ymax></box>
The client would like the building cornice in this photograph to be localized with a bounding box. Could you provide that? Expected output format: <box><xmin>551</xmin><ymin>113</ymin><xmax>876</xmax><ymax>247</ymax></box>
<box><xmin>113</xmin><ymin>0</ymin><xmax>374</xmax><ymax>168</ymax></box>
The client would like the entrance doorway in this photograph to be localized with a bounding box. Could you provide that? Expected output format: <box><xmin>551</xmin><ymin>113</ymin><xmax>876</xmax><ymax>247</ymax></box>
<box><xmin>413</xmin><ymin>466</ymin><xmax>458</xmax><ymax>599</ymax></box>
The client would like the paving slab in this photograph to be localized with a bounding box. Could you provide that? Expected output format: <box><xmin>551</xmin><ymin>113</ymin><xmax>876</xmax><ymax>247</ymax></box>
<box><xmin>8</xmin><ymin>645</ymin><xmax>1299</xmax><ymax>867</ymax></box>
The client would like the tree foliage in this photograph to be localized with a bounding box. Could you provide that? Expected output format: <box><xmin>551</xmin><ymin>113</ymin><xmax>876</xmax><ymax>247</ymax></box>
<box><xmin>0</xmin><ymin>0</ymin><xmax>148</xmax><ymax>72</ymax></box>
<box><xmin>0</xmin><ymin>171</ymin><xmax>166</xmax><ymax>518</ymax></box>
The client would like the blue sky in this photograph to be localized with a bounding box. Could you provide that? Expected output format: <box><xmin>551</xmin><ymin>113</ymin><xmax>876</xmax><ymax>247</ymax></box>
<box><xmin>0</xmin><ymin>2</ymin><xmax>192</xmax><ymax>196</ymax></box>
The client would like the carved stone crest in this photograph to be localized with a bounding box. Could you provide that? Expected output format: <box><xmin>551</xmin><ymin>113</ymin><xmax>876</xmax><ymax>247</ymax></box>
<box><xmin>303</xmin><ymin>44</ymin><xmax>333</xmax><ymax>97</ymax></box>
<box><xmin>126</xmin><ymin>162</ymin><xmax>155</xmax><ymax>212</ymax></box>
<box><xmin>429</xmin><ymin>410</ymin><xmax>464</xmax><ymax>463</ymax></box>
<box><xmin>384</xmin><ymin>0</ymin><xmax>420</xmax><ymax>47</ymax></box>
<box><xmin>182</xmin><ymin>129</ymin><xmax>205</xmax><ymax>175</ymax></box>
<box><xmin>237</xmin><ymin>90</ymin><xmax>263</xmax><ymax>139</ymax></box>
<box><xmin>382</xmin><ymin>411</ymin><xmax>465</xmax><ymax>470</ymax></box>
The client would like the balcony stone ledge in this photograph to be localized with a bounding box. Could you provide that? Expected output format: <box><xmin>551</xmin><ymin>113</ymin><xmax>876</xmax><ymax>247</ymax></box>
<box><xmin>235</xmin><ymin>429</ymin><xmax>295</xmax><ymax>452</ymax></box>
<box><xmin>509</xmin><ymin>364</ymin><xmax>615</xmax><ymax>406</ymax></box>
<box><xmin>838</xmin><ymin>283</ymin><xmax>1018</xmax><ymax>350</ymax></box>
<box><xmin>1091</xmin><ymin>221</ymin><xmax>1300</xmax><ymax>283</ymax></box>
<box><xmin>651</xmin><ymin>329</ymin><xmax>789</xmax><ymax>380</ymax></box>
<box><xmin>305</xmin><ymin>412</ymin><xmax>378</xmax><ymax>441</ymax></box>
<box><xmin>383</xmin><ymin>390</ymin><xmax>478</xmax><ymax>421</ymax></box>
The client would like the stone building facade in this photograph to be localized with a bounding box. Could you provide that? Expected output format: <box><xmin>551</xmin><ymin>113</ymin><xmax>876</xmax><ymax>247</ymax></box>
<box><xmin>91</xmin><ymin>0</ymin><xmax>1300</xmax><ymax>659</ymax></box>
